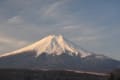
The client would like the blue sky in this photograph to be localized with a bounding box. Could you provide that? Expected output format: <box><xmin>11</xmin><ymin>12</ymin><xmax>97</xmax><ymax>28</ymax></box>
<box><xmin>0</xmin><ymin>0</ymin><xmax>120</xmax><ymax>60</ymax></box>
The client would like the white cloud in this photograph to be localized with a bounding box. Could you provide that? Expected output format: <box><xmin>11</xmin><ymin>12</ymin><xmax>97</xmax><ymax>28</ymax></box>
<box><xmin>44</xmin><ymin>2</ymin><xmax>61</xmax><ymax>16</ymax></box>
<box><xmin>74</xmin><ymin>36</ymin><xmax>99</xmax><ymax>41</ymax></box>
<box><xmin>38</xmin><ymin>0</ymin><xmax>69</xmax><ymax>19</ymax></box>
<box><xmin>7</xmin><ymin>16</ymin><xmax>24</xmax><ymax>24</ymax></box>
<box><xmin>63</xmin><ymin>26</ymin><xmax>79</xmax><ymax>29</ymax></box>
<box><xmin>0</xmin><ymin>33</ymin><xmax>29</xmax><ymax>53</ymax></box>
<box><xmin>0</xmin><ymin>38</ymin><xmax>27</xmax><ymax>46</ymax></box>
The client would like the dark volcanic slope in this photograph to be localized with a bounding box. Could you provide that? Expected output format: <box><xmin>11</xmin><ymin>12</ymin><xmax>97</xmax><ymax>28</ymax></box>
<box><xmin>0</xmin><ymin>50</ymin><xmax>119</xmax><ymax>73</ymax></box>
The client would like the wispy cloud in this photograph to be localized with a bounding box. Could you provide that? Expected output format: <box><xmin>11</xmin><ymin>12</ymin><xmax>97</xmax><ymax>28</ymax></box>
<box><xmin>43</xmin><ymin>1</ymin><xmax>63</xmax><ymax>16</ymax></box>
<box><xmin>0</xmin><ymin>34</ymin><xmax>28</xmax><ymax>53</ymax></box>
<box><xmin>74</xmin><ymin>36</ymin><xmax>100</xmax><ymax>41</ymax></box>
<box><xmin>0</xmin><ymin>36</ymin><xmax>27</xmax><ymax>46</ymax></box>
<box><xmin>63</xmin><ymin>26</ymin><xmax>79</xmax><ymax>29</ymax></box>
<box><xmin>7</xmin><ymin>16</ymin><xmax>24</xmax><ymax>24</ymax></box>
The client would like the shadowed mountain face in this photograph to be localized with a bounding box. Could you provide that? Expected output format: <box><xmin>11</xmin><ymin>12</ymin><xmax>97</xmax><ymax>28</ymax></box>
<box><xmin>0</xmin><ymin>51</ymin><xmax>119</xmax><ymax>73</ymax></box>
<box><xmin>0</xmin><ymin>35</ymin><xmax>120</xmax><ymax>73</ymax></box>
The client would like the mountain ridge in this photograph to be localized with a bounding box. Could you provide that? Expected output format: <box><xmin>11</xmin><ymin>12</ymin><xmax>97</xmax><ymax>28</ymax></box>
<box><xmin>0</xmin><ymin>35</ymin><xmax>119</xmax><ymax>73</ymax></box>
<box><xmin>0</xmin><ymin>35</ymin><xmax>91</xmax><ymax>58</ymax></box>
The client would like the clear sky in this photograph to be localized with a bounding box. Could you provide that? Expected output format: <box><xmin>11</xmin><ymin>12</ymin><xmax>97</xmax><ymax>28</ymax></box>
<box><xmin>0</xmin><ymin>0</ymin><xmax>120</xmax><ymax>60</ymax></box>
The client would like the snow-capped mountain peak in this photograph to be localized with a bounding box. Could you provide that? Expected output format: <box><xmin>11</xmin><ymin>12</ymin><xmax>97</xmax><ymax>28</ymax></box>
<box><xmin>0</xmin><ymin>35</ymin><xmax>120</xmax><ymax>73</ymax></box>
<box><xmin>34</xmin><ymin>35</ymin><xmax>79</xmax><ymax>57</ymax></box>
<box><xmin>0</xmin><ymin>35</ymin><xmax>91</xmax><ymax>58</ymax></box>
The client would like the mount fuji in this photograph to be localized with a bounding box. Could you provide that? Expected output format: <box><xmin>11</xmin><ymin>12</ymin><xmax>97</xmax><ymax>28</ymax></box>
<box><xmin>0</xmin><ymin>35</ymin><xmax>120</xmax><ymax>73</ymax></box>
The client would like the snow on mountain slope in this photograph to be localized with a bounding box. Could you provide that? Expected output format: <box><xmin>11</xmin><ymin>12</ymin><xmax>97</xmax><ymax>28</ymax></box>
<box><xmin>0</xmin><ymin>35</ymin><xmax>119</xmax><ymax>72</ymax></box>
<box><xmin>0</xmin><ymin>35</ymin><xmax>91</xmax><ymax>58</ymax></box>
